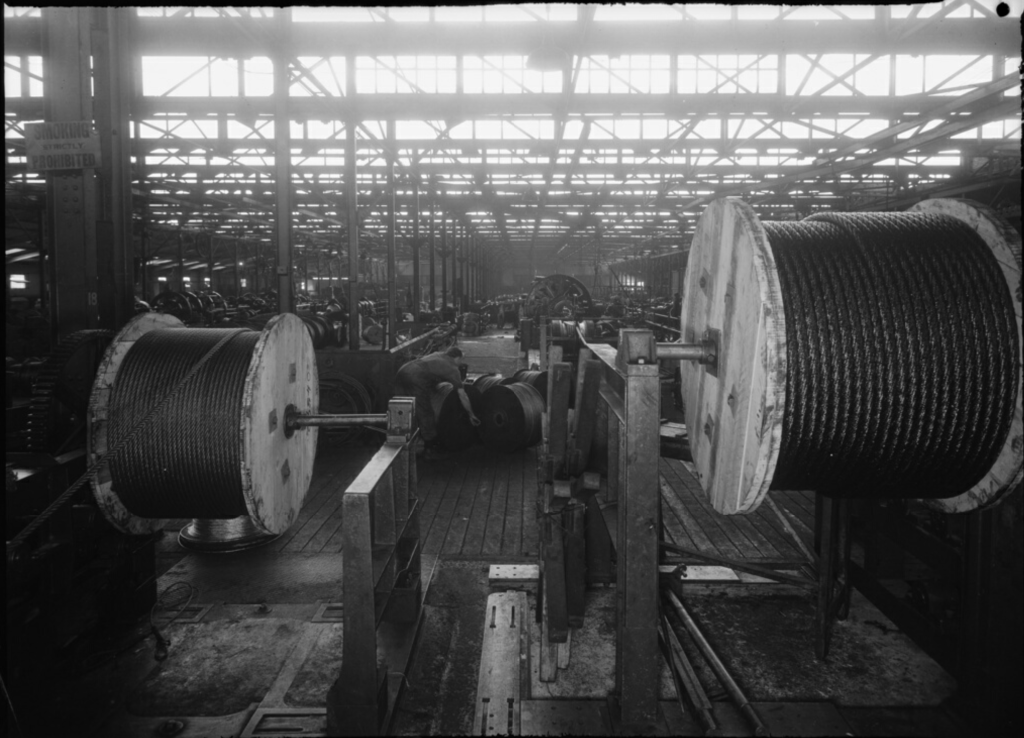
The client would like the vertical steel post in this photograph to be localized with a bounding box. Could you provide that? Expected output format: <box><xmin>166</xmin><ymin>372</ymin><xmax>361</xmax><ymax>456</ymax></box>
<box><xmin>139</xmin><ymin>226</ymin><xmax>148</xmax><ymax>302</ymax></box>
<box><xmin>274</xmin><ymin>8</ymin><xmax>294</xmax><ymax>315</ymax></box>
<box><xmin>176</xmin><ymin>231</ymin><xmax>185</xmax><ymax>292</ymax></box>
<box><xmin>234</xmin><ymin>241</ymin><xmax>240</xmax><ymax>297</ymax></box>
<box><xmin>412</xmin><ymin>181</ymin><xmax>421</xmax><ymax>317</ymax></box>
<box><xmin>428</xmin><ymin>196</ymin><xmax>436</xmax><ymax>311</ymax></box>
<box><xmin>45</xmin><ymin>7</ymin><xmax>99</xmax><ymax>340</ymax></box>
<box><xmin>440</xmin><ymin>214</ymin><xmax>448</xmax><ymax>312</ymax></box>
<box><xmin>345</xmin><ymin>56</ymin><xmax>360</xmax><ymax>350</ymax></box>
<box><xmin>386</xmin><ymin>120</ymin><xmax>398</xmax><ymax>347</ymax></box>
<box><xmin>92</xmin><ymin>7</ymin><xmax>134</xmax><ymax>328</ymax></box>
<box><xmin>453</xmin><ymin>221</ymin><xmax>461</xmax><ymax>311</ymax></box>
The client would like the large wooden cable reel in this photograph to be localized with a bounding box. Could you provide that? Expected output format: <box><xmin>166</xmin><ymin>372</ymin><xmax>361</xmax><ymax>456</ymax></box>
<box><xmin>680</xmin><ymin>198</ymin><xmax>1022</xmax><ymax>515</ymax></box>
<box><xmin>88</xmin><ymin>312</ymin><xmax>319</xmax><ymax>543</ymax></box>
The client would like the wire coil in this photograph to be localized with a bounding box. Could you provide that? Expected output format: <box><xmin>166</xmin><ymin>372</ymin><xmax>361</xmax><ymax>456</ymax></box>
<box><xmin>479</xmin><ymin>382</ymin><xmax>545</xmax><ymax>452</ymax></box>
<box><xmin>764</xmin><ymin>212</ymin><xmax>1019</xmax><ymax>499</ymax></box>
<box><xmin>107</xmin><ymin>328</ymin><xmax>260</xmax><ymax>518</ymax></box>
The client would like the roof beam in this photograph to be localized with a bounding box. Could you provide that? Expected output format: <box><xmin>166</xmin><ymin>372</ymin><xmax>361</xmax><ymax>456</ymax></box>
<box><xmin>4</xmin><ymin>17</ymin><xmax>1005</xmax><ymax>56</ymax></box>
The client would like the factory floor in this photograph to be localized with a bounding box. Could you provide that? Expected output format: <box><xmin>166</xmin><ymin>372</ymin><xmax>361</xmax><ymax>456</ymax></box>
<box><xmin>23</xmin><ymin>329</ymin><xmax>964</xmax><ymax>737</ymax></box>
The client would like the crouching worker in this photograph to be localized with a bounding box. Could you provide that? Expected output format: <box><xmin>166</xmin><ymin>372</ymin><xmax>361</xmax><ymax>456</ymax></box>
<box><xmin>393</xmin><ymin>346</ymin><xmax>480</xmax><ymax>457</ymax></box>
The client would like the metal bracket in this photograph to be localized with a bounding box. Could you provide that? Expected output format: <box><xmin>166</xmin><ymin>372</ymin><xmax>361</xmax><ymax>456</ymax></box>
<box><xmin>702</xmin><ymin>328</ymin><xmax>720</xmax><ymax>377</ymax></box>
<box><xmin>387</xmin><ymin>397</ymin><xmax>415</xmax><ymax>443</ymax></box>
<box><xmin>615</xmin><ymin>329</ymin><xmax>657</xmax><ymax>373</ymax></box>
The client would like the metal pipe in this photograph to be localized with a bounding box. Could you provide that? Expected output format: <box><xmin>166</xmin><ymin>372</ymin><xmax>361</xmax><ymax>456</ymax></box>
<box><xmin>288</xmin><ymin>413</ymin><xmax>387</xmax><ymax>430</ymax></box>
<box><xmin>661</xmin><ymin>541</ymin><xmax>813</xmax><ymax>589</ymax></box>
<box><xmin>666</xmin><ymin>590</ymin><xmax>769</xmax><ymax>737</ymax></box>
<box><xmin>659</xmin><ymin>616</ymin><xmax>719</xmax><ymax>736</ymax></box>
<box><xmin>656</xmin><ymin>342</ymin><xmax>710</xmax><ymax>363</ymax></box>
<box><xmin>389</xmin><ymin>325</ymin><xmax>445</xmax><ymax>355</ymax></box>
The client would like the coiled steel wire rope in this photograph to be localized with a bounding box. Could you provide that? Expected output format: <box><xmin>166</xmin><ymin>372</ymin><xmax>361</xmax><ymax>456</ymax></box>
<box><xmin>764</xmin><ymin>213</ymin><xmax>1018</xmax><ymax>499</ymax></box>
<box><xmin>107</xmin><ymin>328</ymin><xmax>261</xmax><ymax>518</ymax></box>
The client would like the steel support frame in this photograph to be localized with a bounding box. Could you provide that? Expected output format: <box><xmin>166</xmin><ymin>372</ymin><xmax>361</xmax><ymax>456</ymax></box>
<box><xmin>583</xmin><ymin>329</ymin><xmax>661</xmax><ymax>728</ymax></box>
<box><xmin>326</xmin><ymin>398</ymin><xmax>421</xmax><ymax>736</ymax></box>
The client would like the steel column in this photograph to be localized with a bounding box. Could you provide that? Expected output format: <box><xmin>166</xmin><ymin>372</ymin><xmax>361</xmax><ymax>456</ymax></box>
<box><xmin>176</xmin><ymin>231</ymin><xmax>185</xmax><ymax>292</ymax></box>
<box><xmin>274</xmin><ymin>8</ymin><xmax>294</xmax><ymax>314</ymax></box>
<box><xmin>412</xmin><ymin>181</ymin><xmax>421</xmax><ymax>316</ymax></box>
<box><xmin>440</xmin><ymin>214</ymin><xmax>448</xmax><ymax>311</ymax></box>
<box><xmin>345</xmin><ymin>54</ymin><xmax>361</xmax><ymax>350</ymax></box>
<box><xmin>386</xmin><ymin>120</ymin><xmax>398</xmax><ymax>347</ymax></box>
<box><xmin>44</xmin><ymin>7</ymin><xmax>99</xmax><ymax>340</ymax></box>
<box><xmin>92</xmin><ymin>7</ymin><xmax>134</xmax><ymax>329</ymax></box>
<box><xmin>453</xmin><ymin>221</ymin><xmax>461</xmax><ymax>311</ymax></box>
<box><xmin>428</xmin><ymin>197</ymin><xmax>436</xmax><ymax>311</ymax></box>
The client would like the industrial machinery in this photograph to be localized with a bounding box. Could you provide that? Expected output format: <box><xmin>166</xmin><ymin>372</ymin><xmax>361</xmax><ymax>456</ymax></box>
<box><xmin>519</xmin><ymin>197</ymin><xmax>1021</xmax><ymax>732</ymax></box>
<box><xmin>522</xmin><ymin>274</ymin><xmax>594</xmax><ymax>320</ymax></box>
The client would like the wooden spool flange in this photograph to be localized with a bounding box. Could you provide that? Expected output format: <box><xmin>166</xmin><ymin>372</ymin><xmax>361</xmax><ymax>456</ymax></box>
<box><xmin>680</xmin><ymin>198</ymin><xmax>787</xmax><ymax>515</ymax></box>
<box><xmin>910</xmin><ymin>199</ymin><xmax>1023</xmax><ymax>513</ymax></box>
<box><xmin>88</xmin><ymin>312</ymin><xmax>319</xmax><ymax>535</ymax></box>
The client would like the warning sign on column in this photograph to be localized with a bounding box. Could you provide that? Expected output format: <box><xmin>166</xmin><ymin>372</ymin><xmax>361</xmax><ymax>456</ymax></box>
<box><xmin>25</xmin><ymin>121</ymin><xmax>102</xmax><ymax>171</ymax></box>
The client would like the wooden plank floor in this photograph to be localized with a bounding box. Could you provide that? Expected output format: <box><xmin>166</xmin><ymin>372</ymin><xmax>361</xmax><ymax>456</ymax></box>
<box><xmin>255</xmin><ymin>441</ymin><xmax>539</xmax><ymax>559</ymax></box>
<box><xmin>660</xmin><ymin>457</ymin><xmax>816</xmax><ymax>563</ymax></box>
<box><xmin>270</xmin><ymin>445</ymin><xmax>809</xmax><ymax>563</ymax></box>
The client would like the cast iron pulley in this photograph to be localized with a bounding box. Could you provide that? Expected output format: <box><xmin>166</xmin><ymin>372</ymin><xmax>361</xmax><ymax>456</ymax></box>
<box><xmin>523</xmin><ymin>274</ymin><xmax>593</xmax><ymax>319</ymax></box>
<box><xmin>150</xmin><ymin>290</ymin><xmax>194</xmax><ymax>321</ymax></box>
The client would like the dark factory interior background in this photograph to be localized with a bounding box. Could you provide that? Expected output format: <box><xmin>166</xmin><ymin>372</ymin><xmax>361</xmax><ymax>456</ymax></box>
<box><xmin>5</xmin><ymin>4</ymin><xmax>1022</xmax><ymax>738</ymax></box>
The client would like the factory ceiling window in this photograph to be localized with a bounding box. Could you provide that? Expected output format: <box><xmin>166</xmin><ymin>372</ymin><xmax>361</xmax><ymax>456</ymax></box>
<box><xmin>894</xmin><ymin>55</ymin><xmax>996</xmax><ymax>96</ymax></box>
<box><xmin>291</xmin><ymin>58</ymin><xmax>346</xmax><ymax>97</ymax></box>
<box><xmin>576</xmin><ymin>56</ymin><xmax>671</xmax><ymax>94</ymax></box>
<box><xmin>141</xmin><ymin>57</ymin><xmax>239</xmax><ymax>97</ymax></box>
<box><xmin>9</xmin><ymin>274</ymin><xmax>27</xmax><ymax>290</ymax></box>
<box><xmin>784</xmin><ymin>55</ymin><xmax>890</xmax><ymax>96</ymax></box>
<box><xmin>464</xmin><ymin>56</ymin><xmax>563</xmax><ymax>94</ymax></box>
<box><xmin>355</xmin><ymin>57</ymin><xmax>457</xmax><ymax>94</ymax></box>
<box><xmin>678</xmin><ymin>55</ymin><xmax>778</xmax><ymax>95</ymax></box>
<box><xmin>4</xmin><ymin>56</ymin><xmax>44</xmax><ymax>97</ymax></box>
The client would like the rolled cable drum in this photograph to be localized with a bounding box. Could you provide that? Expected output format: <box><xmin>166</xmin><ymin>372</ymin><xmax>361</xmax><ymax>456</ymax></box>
<box><xmin>89</xmin><ymin>312</ymin><xmax>318</xmax><ymax>537</ymax></box>
<box><xmin>680</xmin><ymin>198</ymin><xmax>1022</xmax><ymax>515</ymax></box>
<box><xmin>479</xmin><ymin>382</ymin><xmax>545</xmax><ymax>452</ymax></box>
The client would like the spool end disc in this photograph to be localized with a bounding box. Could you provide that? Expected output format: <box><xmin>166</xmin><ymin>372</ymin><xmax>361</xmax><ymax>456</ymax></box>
<box><xmin>911</xmin><ymin>199</ymin><xmax>1023</xmax><ymax>513</ymax></box>
<box><xmin>89</xmin><ymin>312</ymin><xmax>184</xmax><ymax>535</ymax></box>
<box><xmin>680</xmin><ymin>198</ymin><xmax>787</xmax><ymax>515</ymax></box>
<box><xmin>240</xmin><ymin>313</ymin><xmax>319</xmax><ymax>534</ymax></box>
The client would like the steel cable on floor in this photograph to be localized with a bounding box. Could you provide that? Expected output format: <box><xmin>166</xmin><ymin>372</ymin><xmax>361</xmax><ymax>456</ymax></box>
<box><xmin>763</xmin><ymin>212</ymin><xmax>1019</xmax><ymax>499</ymax></box>
<box><xmin>107</xmin><ymin>328</ymin><xmax>261</xmax><ymax>518</ymax></box>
